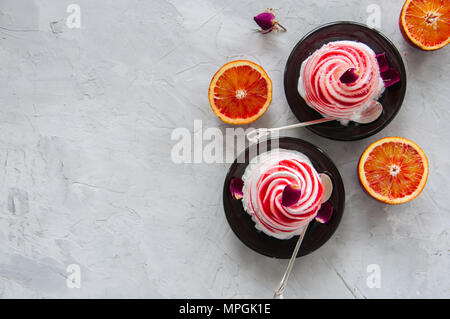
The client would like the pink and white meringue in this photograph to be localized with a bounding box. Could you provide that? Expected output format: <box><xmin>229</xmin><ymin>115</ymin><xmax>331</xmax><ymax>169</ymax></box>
<box><xmin>298</xmin><ymin>40</ymin><xmax>385</xmax><ymax>123</ymax></box>
<box><xmin>242</xmin><ymin>149</ymin><xmax>324</xmax><ymax>239</ymax></box>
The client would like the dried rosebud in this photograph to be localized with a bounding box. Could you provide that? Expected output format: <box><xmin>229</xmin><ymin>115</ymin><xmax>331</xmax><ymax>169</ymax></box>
<box><xmin>315</xmin><ymin>201</ymin><xmax>333</xmax><ymax>224</ymax></box>
<box><xmin>253</xmin><ymin>8</ymin><xmax>286</xmax><ymax>33</ymax></box>
<box><xmin>254</xmin><ymin>12</ymin><xmax>275</xmax><ymax>31</ymax></box>
<box><xmin>339</xmin><ymin>68</ymin><xmax>359</xmax><ymax>84</ymax></box>
<box><xmin>230</xmin><ymin>177</ymin><xmax>244</xmax><ymax>200</ymax></box>
<box><xmin>376</xmin><ymin>52</ymin><xmax>400</xmax><ymax>87</ymax></box>
<box><xmin>281</xmin><ymin>184</ymin><xmax>302</xmax><ymax>207</ymax></box>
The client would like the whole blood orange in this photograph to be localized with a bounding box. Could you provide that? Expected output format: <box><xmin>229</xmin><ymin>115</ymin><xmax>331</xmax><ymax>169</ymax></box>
<box><xmin>399</xmin><ymin>0</ymin><xmax>450</xmax><ymax>50</ymax></box>
<box><xmin>208</xmin><ymin>60</ymin><xmax>272</xmax><ymax>124</ymax></box>
<box><xmin>358</xmin><ymin>137</ymin><xmax>429</xmax><ymax>204</ymax></box>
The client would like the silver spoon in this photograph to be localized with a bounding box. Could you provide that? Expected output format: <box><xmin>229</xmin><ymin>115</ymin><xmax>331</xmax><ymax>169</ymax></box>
<box><xmin>247</xmin><ymin>117</ymin><xmax>336</xmax><ymax>144</ymax></box>
<box><xmin>272</xmin><ymin>173</ymin><xmax>333</xmax><ymax>299</ymax></box>
<box><xmin>247</xmin><ymin>102</ymin><xmax>383</xmax><ymax>143</ymax></box>
<box><xmin>319</xmin><ymin>173</ymin><xmax>333</xmax><ymax>203</ymax></box>
<box><xmin>352</xmin><ymin>101</ymin><xmax>383</xmax><ymax>124</ymax></box>
<box><xmin>273</xmin><ymin>225</ymin><xmax>308</xmax><ymax>299</ymax></box>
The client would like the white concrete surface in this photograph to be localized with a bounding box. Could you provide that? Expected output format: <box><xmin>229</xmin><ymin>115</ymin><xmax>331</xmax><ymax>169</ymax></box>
<box><xmin>0</xmin><ymin>0</ymin><xmax>448</xmax><ymax>298</ymax></box>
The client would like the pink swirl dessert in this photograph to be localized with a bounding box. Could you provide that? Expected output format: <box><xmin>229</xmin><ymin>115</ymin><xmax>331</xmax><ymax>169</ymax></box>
<box><xmin>242</xmin><ymin>149</ymin><xmax>324</xmax><ymax>239</ymax></box>
<box><xmin>298</xmin><ymin>40</ymin><xmax>384</xmax><ymax>122</ymax></box>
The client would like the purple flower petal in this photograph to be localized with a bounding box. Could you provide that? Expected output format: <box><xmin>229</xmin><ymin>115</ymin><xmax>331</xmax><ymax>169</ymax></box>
<box><xmin>315</xmin><ymin>201</ymin><xmax>333</xmax><ymax>223</ymax></box>
<box><xmin>230</xmin><ymin>177</ymin><xmax>244</xmax><ymax>200</ymax></box>
<box><xmin>281</xmin><ymin>184</ymin><xmax>301</xmax><ymax>207</ymax></box>
<box><xmin>376</xmin><ymin>53</ymin><xmax>401</xmax><ymax>87</ymax></box>
<box><xmin>380</xmin><ymin>67</ymin><xmax>400</xmax><ymax>87</ymax></box>
<box><xmin>339</xmin><ymin>68</ymin><xmax>359</xmax><ymax>84</ymax></box>
<box><xmin>254</xmin><ymin>12</ymin><xmax>275</xmax><ymax>31</ymax></box>
<box><xmin>376</xmin><ymin>53</ymin><xmax>390</xmax><ymax>73</ymax></box>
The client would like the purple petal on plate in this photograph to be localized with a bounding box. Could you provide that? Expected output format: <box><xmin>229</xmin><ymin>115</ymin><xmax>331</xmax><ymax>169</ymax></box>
<box><xmin>230</xmin><ymin>177</ymin><xmax>244</xmax><ymax>200</ymax></box>
<box><xmin>339</xmin><ymin>68</ymin><xmax>359</xmax><ymax>84</ymax></box>
<box><xmin>281</xmin><ymin>184</ymin><xmax>302</xmax><ymax>207</ymax></box>
<box><xmin>315</xmin><ymin>201</ymin><xmax>333</xmax><ymax>223</ymax></box>
<box><xmin>254</xmin><ymin>12</ymin><xmax>275</xmax><ymax>31</ymax></box>
<box><xmin>380</xmin><ymin>67</ymin><xmax>400</xmax><ymax>87</ymax></box>
<box><xmin>376</xmin><ymin>52</ymin><xmax>390</xmax><ymax>73</ymax></box>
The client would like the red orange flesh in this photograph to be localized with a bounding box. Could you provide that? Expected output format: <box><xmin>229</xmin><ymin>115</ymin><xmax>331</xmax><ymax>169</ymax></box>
<box><xmin>358</xmin><ymin>137</ymin><xmax>429</xmax><ymax>204</ymax></box>
<box><xmin>208</xmin><ymin>60</ymin><xmax>272</xmax><ymax>124</ymax></box>
<box><xmin>400</xmin><ymin>0</ymin><xmax>450</xmax><ymax>50</ymax></box>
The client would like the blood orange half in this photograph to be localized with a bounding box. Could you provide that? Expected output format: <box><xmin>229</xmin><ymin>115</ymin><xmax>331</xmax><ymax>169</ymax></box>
<box><xmin>399</xmin><ymin>0</ymin><xmax>450</xmax><ymax>51</ymax></box>
<box><xmin>358</xmin><ymin>137</ymin><xmax>429</xmax><ymax>204</ymax></box>
<box><xmin>208</xmin><ymin>60</ymin><xmax>272</xmax><ymax>125</ymax></box>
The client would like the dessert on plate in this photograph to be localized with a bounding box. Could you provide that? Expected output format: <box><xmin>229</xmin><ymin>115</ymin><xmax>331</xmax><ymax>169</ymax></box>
<box><xmin>240</xmin><ymin>149</ymin><xmax>325</xmax><ymax>240</ymax></box>
<box><xmin>226</xmin><ymin>139</ymin><xmax>341</xmax><ymax>256</ymax></box>
<box><xmin>298</xmin><ymin>40</ymin><xmax>385</xmax><ymax>124</ymax></box>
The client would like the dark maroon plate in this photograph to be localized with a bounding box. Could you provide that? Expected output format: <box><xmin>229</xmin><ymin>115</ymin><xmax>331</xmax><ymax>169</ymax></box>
<box><xmin>284</xmin><ymin>21</ymin><xmax>407</xmax><ymax>141</ymax></box>
<box><xmin>223</xmin><ymin>137</ymin><xmax>345</xmax><ymax>259</ymax></box>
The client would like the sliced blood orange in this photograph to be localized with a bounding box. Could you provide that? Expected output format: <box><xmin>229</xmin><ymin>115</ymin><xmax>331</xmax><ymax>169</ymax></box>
<box><xmin>399</xmin><ymin>0</ymin><xmax>450</xmax><ymax>51</ymax></box>
<box><xmin>208</xmin><ymin>60</ymin><xmax>272</xmax><ymax>124</ymax></box>
<box><xmin>358</xmin><ymin>137</ymin><xmax>429</xmax><ymax>204</ymax></box>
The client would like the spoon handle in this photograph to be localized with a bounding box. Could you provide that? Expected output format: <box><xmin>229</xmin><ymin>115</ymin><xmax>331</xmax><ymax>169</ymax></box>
<box><xmin>273</xmin><ymin>224</ymin><xmax>309</xmax><ymax>299</ymax></box>
<box><xmin>246</xmin><ymin>117</ymin><xmax>336</xmax><ymax>143</ymax></box>
<box><xmin>274</xmin><ymin>117</ymin><xmax>337</xmax><ymax>131</ymax></box>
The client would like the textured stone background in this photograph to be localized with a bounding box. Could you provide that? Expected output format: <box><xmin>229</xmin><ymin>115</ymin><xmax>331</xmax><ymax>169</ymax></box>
<box><xmin>0</xmin><ymin>0</ymin><xmax>448</xmax><ymax>298</ymax></box>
